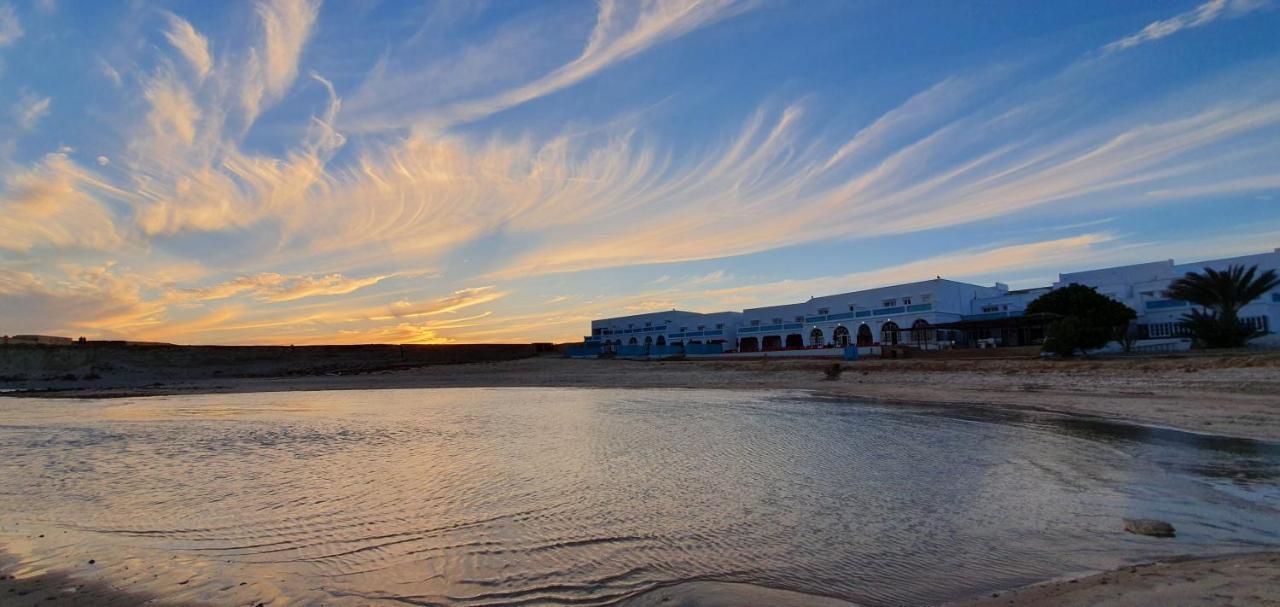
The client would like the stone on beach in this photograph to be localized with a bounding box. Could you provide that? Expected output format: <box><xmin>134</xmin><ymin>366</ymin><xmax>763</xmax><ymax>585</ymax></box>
<box><xmin>1123</xmin><ymin>518</ymin><xmax>1175</xmax><ymax>537</ymax></box>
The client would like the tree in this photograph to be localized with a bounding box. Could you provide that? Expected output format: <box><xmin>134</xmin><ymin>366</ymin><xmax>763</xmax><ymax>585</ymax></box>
<box><xmin>1041</xmin><ymin>316</ymin><xmax>1098</xmax><ymax>358</ymax></box>
<box><xmin>1026</xmin><ymin>284</ymin><xmax>1136</xmax><ymax>357</ymax></box>
<box><xmin>1164</xmin><ymin>264</ymin><xmax>1280</xmax><ymax>348</ymax></box>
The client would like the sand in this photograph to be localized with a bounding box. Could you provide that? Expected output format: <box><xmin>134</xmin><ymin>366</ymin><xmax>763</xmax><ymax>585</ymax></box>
<box><xmin>949</xmin><ymin>552</ymin><xmax>1280</xmax><ymax>606</ymax></box>
<box><xmin>4</xmin><ymin>349</ymin><xmax>1279</xmax><ymax>605</ymax></box>
<box><xmin>10</xmin><ymin>350</ymin><xmax>1280</xmax><ymax>441</ymax></box>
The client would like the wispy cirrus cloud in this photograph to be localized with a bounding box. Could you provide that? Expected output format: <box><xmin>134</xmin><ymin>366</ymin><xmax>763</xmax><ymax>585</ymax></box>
<box><xmin>344</xmin><ymin>0</ymin><xmax>755</xmax><ymax>132</ymax></box>
<box><xmin>11</xmin><ymin>90</ymin><xmax>51</xmax><ymax>129</ymax></box>
<box><xmin>162</xmin><ymin>13</ymin><xmax>213</xmax><ymax>81</ymax></box>
<box><xmin>174</xmin><ymin>272</ymin><xmax>390</xmax><ymax>303</ymax></box>
<box><xmin>1</xmin><ymin>1</ymin><xmax>1276</xmax><ymax>345</ymax></box>
<box><xmin>0</xmin><ymin>2</ymin><xmax>21</xmax><ymax>48</ymax></box>
<box><xmin>1103</xmin><ymin>0</ymin><xmax>1269</xmax><ymax>53</ymax></box>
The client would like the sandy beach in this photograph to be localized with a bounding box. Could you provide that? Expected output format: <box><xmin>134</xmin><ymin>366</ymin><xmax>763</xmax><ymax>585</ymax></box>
<box><xmin>9</xmin><ymin>348</ymin><xmax>1280</xmax><ymax>441</ymax></box>
<box><xmin>3</xmin><ymin>349</ymin><xmax>1279</xmax><ymax>605</ymax></box>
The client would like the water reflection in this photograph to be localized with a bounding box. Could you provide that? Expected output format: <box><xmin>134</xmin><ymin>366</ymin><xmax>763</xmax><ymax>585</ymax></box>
<box><xmin>0</xmin><ymin>388</ymin><xmax>1277</xmax><ymax>607</ymax></box>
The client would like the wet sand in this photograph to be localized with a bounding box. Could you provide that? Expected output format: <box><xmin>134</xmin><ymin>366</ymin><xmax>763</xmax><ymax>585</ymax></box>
<box><xmin>949</xmin><ymin>552</ymin><xmax>1280</xmax><ymax>606</ymax></box>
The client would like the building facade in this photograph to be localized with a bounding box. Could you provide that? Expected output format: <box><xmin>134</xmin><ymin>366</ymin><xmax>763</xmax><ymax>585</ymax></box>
<box><xmin>581</xmin><ymin>248</ymin><xmax>1280</xmax><ymax>353</ymax></box>
<box><xmin>589</xmin><ymin>310</ymin><xmax>742</xmax><ymax>350</ymax></box>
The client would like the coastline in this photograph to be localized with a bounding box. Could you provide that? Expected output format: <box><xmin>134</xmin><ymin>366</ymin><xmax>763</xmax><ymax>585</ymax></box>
<box><xmin>945</xmin><ymin>551</ymin><xmax>1280</xmax><ymax>606</ymax></box>
<box><xmin>5</xmin><ymin>351</ymin><xmax>1279</xmax><ymax>442</ymax></box>
<box><xmin>4</xmin><ymin>551</ymin><xmax>1278</xmax><ymax>607</ymax></box>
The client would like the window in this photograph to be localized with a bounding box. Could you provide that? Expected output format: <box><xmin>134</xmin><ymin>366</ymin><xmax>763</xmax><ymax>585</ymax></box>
<box><xmin>921</xmin><ymin>294</ymin><xmax>931</xmax><ymax>303</ymax></box>
<box><xmin>772</xmin><ymin>317</ymin><xmax>783</xmax><ymax>324</ymax></box>
<box><xmin>628</xmin><ymin>323</ymin><xmax>634</xmax><ymax>328</ymax></box>
<box><xmin>716</xmin><ymin>323</ymin><xmax>723</xmax><ymax>329</ymax></box>
<box><xmin>882</xmin><ymin>299</ymin><xmax>896</xmax><ymax>307</ymax></box>
<box><xmin>982</xmin><ymin>305</ymin><xmax>999</xmax><ymax>313</ymax></box>
<box><xmin>795</xmin><ymin>315</ymin><xmax>803</xmax><ymax>322</ymax></box>
<box><xmin>697</xmin><ymin>325</ymin><xmax>706</xmax><ymax>331</ymax></box>
<box><xmin>848</xmin><ymin>304</ymin><xmax>856</xmax><ymax>311</ymax></box>
<box><xmin>680</xmin><ymin>327</ymin><xmax>688</xmax><ymax>332</ymax></box>
<box><xmin>751</xmin><ymin>320</ymin><xmax>761</xmax><ymax>326</ymax></box>
<box><xmin>817</xmin><ymin>308</ymin><xmax>829</xmax><ymax>315</ymax></box>
<box><xmin>645</xmin><ymin>322</ymin><xmax>652</xmax><ymax>327</ymax></box>
<box><xmin>902</xmin><ymin>297</ymin><xmax>912</xmax><ymax>305</ymax></box>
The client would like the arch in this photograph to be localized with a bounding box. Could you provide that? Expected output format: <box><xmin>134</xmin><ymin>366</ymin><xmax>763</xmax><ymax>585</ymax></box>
<box><xmin>911</xmin><ymin>319</ymin><xmax>931</xmax><ymax>345</ymax></box>
<box><xmin>809</xmin><ymin>327</ymin><xmax>824</xmax><ymax>348</ymax></box>
<box><xmin>762</xmin><ymin>335</ymin><xmax>782</xmax><ymax>351</ymax></box>
<box><xmin>833</xmin><ymin>325</ymin><xmax>851</xmax><ymax>347</ymax></box>
<box><xmin>644</xmin><ymin>335</ymin><xmax>653</xmax><ymax>346</ymax></box>
<box><xmin>785</xmin><ymin>334</ymin><xmax>804</xmax><ymax>349</ymax></box>
<box><xmin>739</xmin><ymin>336</ymin><xmax>759</xmax><ymax>352</ymax></box>
<box><xmin>628</xmin><ymin>337</ymin><xmax>638</xmax><ymax>345</ymax></box>
<box><xmin>856</xmin><ymin>324</ymin><xmax>873</xmax><ymax>346</ymax></box>
<box><xmin>656</xmin><ymin>335</ymin><xmax>666</xmax><ymax>346</ymax></box>
<box><xmin>881</xmin><ymin>321</ymin><xmax>900</xmax><ymax>345</ymax></box>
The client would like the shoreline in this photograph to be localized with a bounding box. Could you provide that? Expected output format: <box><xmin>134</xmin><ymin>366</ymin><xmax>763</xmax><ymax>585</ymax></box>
<box><xmin>5</xmin><ymin>352</ymin><xmax>1279</xmax><ymax>442</ymax></box>
<box><xmin>946</xmin><ymin>551</ymin><xmax>1280</xmax><ymax>606</ymax></box>
<box><xmin>4</xmin><ymin>550</ymin><xmax>1278</xmax><ymax>607</ymax></box>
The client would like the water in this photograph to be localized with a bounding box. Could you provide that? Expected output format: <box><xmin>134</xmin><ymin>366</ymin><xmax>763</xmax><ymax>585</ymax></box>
<box><xmin>1</xmin><ymin>388</ymin><xmax>1277</xmax><ymax>606</ymax></box>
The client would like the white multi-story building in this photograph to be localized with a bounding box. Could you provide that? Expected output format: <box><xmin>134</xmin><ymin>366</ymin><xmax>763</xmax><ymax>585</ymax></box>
<box><xmin>1053</xmin><ymin>249</ymin><xmax>1280</xmax><ymax>340</ymax></box>
<box><xmin>590</xmin><ymin>310</ymin><xmax>742</xmax><ymax>349</ymax></box>
<box><xmin>580</xmin><ymin>248</ymin><xmax>1280</xmax><ymax>353</ymax></box>
<box><xmin>735</xmin><ymin>279</ymin><xmax>1008</xmax><ymax>351</ymax></box>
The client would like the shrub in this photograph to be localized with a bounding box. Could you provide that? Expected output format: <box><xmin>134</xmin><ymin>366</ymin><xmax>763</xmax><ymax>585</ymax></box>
<box><xmin>1027</xmin><ymin>284</ymin><xmax>1136</xmax><ymax>357</ymax></box>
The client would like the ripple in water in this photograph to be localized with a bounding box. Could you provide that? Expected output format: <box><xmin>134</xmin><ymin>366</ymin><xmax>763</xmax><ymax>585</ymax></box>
<box><xmin>1</xmin><ymin>388</ymin><xmax>1278</xmax><ymax>606</ymax></box>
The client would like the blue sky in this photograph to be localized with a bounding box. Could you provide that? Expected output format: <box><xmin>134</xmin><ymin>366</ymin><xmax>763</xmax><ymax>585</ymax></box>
<box><xmin>1</xmin><ymin>0</ymin><xmax>1278</xmax><ymax>344</ymax></box>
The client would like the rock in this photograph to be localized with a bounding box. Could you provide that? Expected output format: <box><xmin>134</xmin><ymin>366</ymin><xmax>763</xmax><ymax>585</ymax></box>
<box><xmin>1123</xmin><ymin>518</ymin><xmax>1176</xmax><ymax>537</ymax></box>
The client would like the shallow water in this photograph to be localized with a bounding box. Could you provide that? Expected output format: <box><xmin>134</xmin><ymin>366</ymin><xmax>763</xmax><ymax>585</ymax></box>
<box><xmin>1</xmin><ymin>388</ymin><xmax>1277</xmax><ymax>606</ymax></box>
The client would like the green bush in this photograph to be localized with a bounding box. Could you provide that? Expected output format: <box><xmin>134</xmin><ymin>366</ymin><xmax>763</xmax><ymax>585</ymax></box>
<box><xmin>1026</xmin><ymin>284</ymin><xmax>1136</xmax><ymax>357</ymax></box>
<box><xmin>1041</xmin><ymin>316</ymin><xmax>1109</xmax><ymax>357</ymax></box>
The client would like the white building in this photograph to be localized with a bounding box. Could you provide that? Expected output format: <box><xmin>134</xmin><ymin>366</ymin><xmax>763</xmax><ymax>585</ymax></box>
<box><xmin>581</xmin><ymin>248</ymin><xmax>1280</xmax><ymax>353</ymax></box>
<box><xmin>589</xmin><ymin>310</ymin><xmax>742</xmax><ymax>349</ymax></box>
<box><xmin>1052</xmin><ymin>249</ymin><xmax>1280</xmax><ymax>340</ymax></box>
<box><xmin>735</xmin><ymin>279</ymin><xmax>1008</xmax><ymax>352</ymax></box>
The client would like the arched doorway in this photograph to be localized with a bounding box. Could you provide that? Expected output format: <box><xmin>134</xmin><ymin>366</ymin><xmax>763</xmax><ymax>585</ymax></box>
<box><xmin>833</xmin><ymin>325</ymin><xmax>851</xmax><ymax>347</ymax></box>
<box><xmin>809</xmin><ymin>327</ymin><xmax>824</xmax><ymax>348</ymax></box>
<box><xmin>881</xmin><ymin>321</ymin><xmax>900</xmax><ymax>345</ymax></box>
<box><xmin>739</xmin><ymin>337</ymin><xmax>759</xmax><ymax>352</ymax></box>
<box><xmin>785</xmin><ymin>334</ymin><xmax>804</xmax><ymax>349</ymax></box>
<box><xmin>857</xmin><ymin>324</ymin><xmax>873</xmax><ymax>346</ymax></box>
<box><xmin>628</xmin><ymin>337</ymin><xmax>638</xmax><ymax>345</ymax></box>
<box><xmin>644</xmin><ymin>336</ymin><xmax>653</xmax><ymax>346</ymax></box>
<box><xmin>762</xmin><ymin>335</ymin><xmax>782</xmax><ymax>351</ymax></box>
<box><xmin>656</xmin><ymin>335</ymin><xmax>666</xmax><ymax>346</ymax></box>
<box><xmin>911</xmin><ymin>319</ymin><xmax>931</xmax><ymax>345</ymax></box>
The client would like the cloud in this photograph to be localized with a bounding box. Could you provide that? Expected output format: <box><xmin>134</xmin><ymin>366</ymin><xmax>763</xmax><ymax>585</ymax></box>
<box><xmin>241</xmin><ymin>0</ymin><xmax>319</xmax><ymax>125</ymax></box>
<box><xmin>1102</xmin><ymin>0</ymin><xmax>1268</xmax><ymax>53</ymax></box>
<box><xmin>0</xmin><ymin>153</ymin><xmax>126</xmax><ymax>252</ymax></box>
<box><xmin>0</xmin><ymin>265</ymin><xmax>165</xmax><ymax>338</ymax></box>
<box><xmin>376</xmin><ymin>286</ymin><xmax>507</xmax><ymax>320</ymax></box>
<box><xmin>0</xmin><ymin>3</ymin><xmax>21</xmax><ymax>48</ymax></box>
<box><xmin>12</xmin><ymin>91</ymin><xmax>51</xmax><ymax>129</ymax></box>
<box><xmin>163</xmin><ymin>13</ymin><xmax>213</xmax><ymax>81</ymax></box>
<box><xmin>347</xmin><ymin>0</ymin><xmax>755</xmax><ymax>132</ymax></box>
<box><xmin>174</xmin><ymin>272</ymin><xmax>389</xmax><ymax>303</ymax></box>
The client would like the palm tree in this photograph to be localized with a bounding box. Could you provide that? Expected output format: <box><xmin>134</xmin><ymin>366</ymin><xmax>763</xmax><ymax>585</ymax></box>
<box><xmin>1164</xmin><ymin>264</ymin><xmax>1280</xmax><ymax>348</ymax></box>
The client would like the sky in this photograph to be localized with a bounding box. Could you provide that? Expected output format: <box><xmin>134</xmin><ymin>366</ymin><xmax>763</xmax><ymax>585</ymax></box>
<box><xmin>0</xmin><ymin>0</ymin><xmax>1278</xmax><ymax>345</ymax></box>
